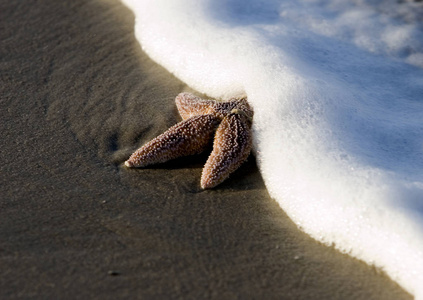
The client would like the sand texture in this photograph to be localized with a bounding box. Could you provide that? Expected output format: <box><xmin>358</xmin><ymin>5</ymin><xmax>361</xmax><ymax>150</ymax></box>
<box><xmin>0</xmin><ymin>0</ymin><xmax>411</xmax><ymax>299</ymax></box>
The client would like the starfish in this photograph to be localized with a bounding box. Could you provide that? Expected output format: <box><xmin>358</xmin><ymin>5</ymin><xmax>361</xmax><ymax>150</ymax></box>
<box><xmin>125</xmin><ymin>92</ymin><xmax>253</xmax><ymax>189</ymax></box>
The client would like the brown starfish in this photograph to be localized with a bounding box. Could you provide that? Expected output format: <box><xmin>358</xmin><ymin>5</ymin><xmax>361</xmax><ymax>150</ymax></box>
<box><xmin>125</xmin><ymin>92</ymin><xmax>253</xmax><ymax>189</ymax></box>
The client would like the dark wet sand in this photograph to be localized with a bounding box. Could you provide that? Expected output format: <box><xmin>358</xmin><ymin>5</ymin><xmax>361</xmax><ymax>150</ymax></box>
<box><xmin>0</xmin><ymin>1</ymin><xmax>412</xmax><ymax>299</ymax></box>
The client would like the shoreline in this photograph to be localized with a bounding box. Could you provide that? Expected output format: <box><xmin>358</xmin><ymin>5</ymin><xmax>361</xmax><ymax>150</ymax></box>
<box><xmin>0</xmin><ymin>0</ymin><xmax>411</xmax><ymax>299</ymax></box>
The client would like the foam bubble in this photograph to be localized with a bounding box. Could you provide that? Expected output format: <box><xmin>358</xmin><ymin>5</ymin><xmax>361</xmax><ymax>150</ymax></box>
<box><xmin>122</xmin><ymin>0</ymin><xmax>423</xmax><ymax>297</ymax></box>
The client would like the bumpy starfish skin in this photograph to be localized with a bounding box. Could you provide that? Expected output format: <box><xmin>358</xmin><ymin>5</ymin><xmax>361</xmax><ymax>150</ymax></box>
<box><xmin>175</xmin><ymin>93</ymin><xmax>216</xmax><ymax>120</ymax></box>
<box><xmin>211</xmin><ymin>98</ymin><xmax>253</xmax><ymax>120</ymax></box>
<box><xmin>201</xmin><ymin>113</ymin><xmax>253</xmax><ymax>189</ymax></box>
<box><xmin>125</xmin><ymin>92</ymin><xmax>253</xmax><ymax>189</ymax></box>
<box><xmin>176</xmin><ymin>92</ymin><xmax>253</xmax><ymax>120</ymax></box>
<box><xmin>125</xmin><ymin>114</ymin><xmax>220</xmax><ymax>168</ymax></box>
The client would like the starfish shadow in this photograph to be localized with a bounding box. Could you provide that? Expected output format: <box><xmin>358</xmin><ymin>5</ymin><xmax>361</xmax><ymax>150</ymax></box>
<box><xmin>201</xmin><ymin>155</ymin><xmax>265</xmax><ymax>192</ymax></box>
<box><xmin>121</xmin><ymin>150</ymin><xmax>263</xmax><ymax>192</ymax></box>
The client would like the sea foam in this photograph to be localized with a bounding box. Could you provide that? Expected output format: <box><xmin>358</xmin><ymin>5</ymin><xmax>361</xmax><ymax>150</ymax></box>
<box><xmin>121</xmin><ymin>0</ymin><xmax>423</xmax><ymax>297</ymax></box>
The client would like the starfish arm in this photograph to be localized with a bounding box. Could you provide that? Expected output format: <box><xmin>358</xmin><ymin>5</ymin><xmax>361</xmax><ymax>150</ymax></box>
<box><xmin>200</xmin><ymin>113</ymin><xmax>253</xmax><ymax>189</ymax></box>
<box><xmin>175</xmin><ymin>92</ymin><xmax>216</xmax><ymax>120</ymax></box>
<box><xmin>125</xmin><ymin>114</ymin><xmax>220</xmax><ymax>168</ymax></box>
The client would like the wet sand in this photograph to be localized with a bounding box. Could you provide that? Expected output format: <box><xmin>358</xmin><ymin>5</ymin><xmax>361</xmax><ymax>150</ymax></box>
<box><xmin>0</xmin><ymin>0</ymin><xmax>412</xmax><ymax>299</ymax></box>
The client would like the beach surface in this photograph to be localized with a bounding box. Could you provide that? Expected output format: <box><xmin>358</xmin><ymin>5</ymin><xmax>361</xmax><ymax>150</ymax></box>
<box><xmin>0</xmin><ymin>0</ymin><xmax>411</xmax><ymax>299</ymax></box>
